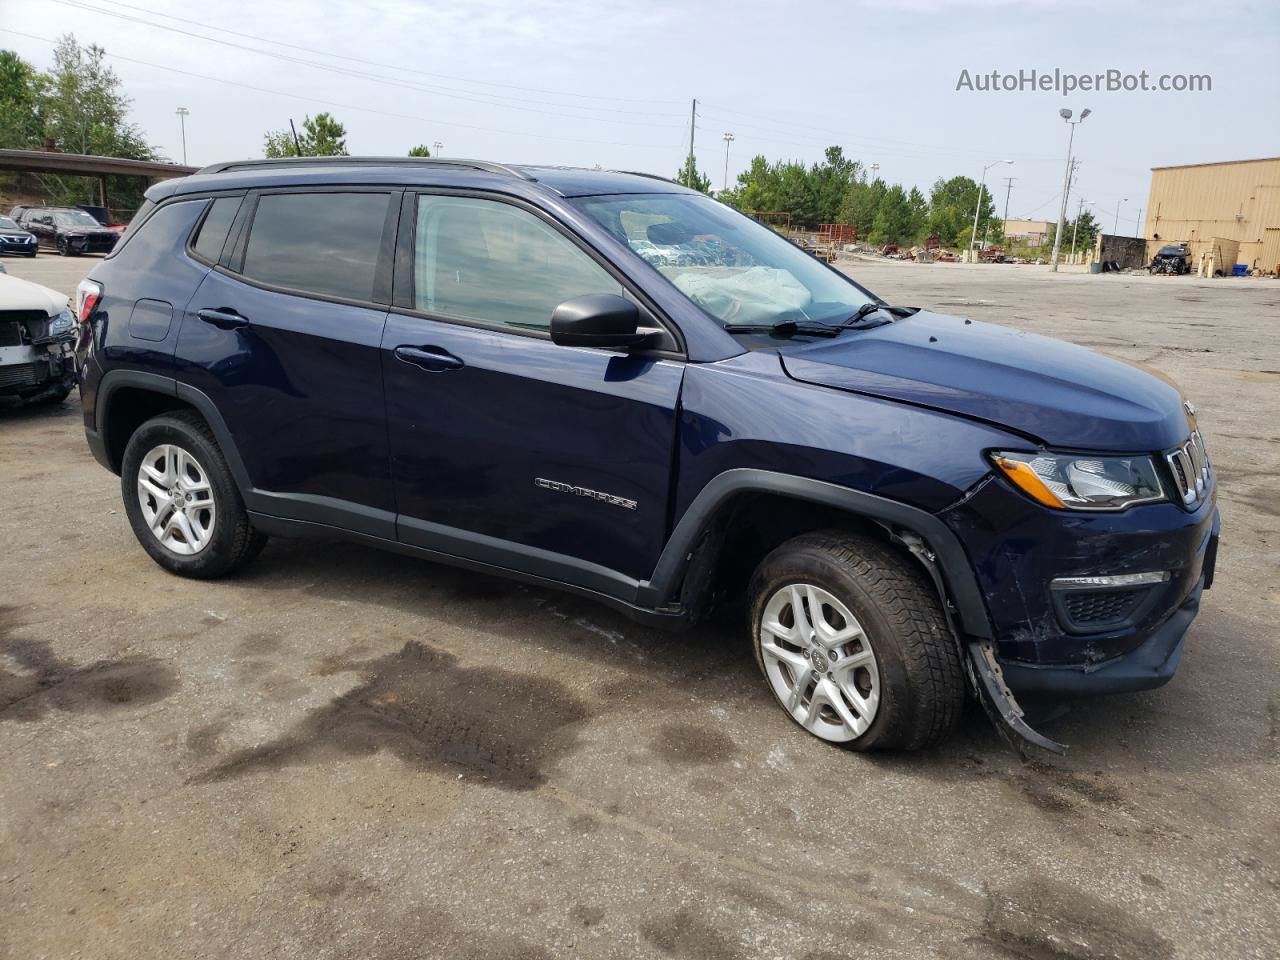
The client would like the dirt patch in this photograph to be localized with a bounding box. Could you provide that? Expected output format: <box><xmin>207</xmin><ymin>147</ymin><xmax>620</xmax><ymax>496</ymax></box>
<box><xmin>651</xmin><ymin>722</ymin><xmax>739</xmax><ymax>765</ymax></box>
<box><xmin>983</xmin><ymin>878</ymin><xmax>1175</xmax><ymax>960</ymax></box>
<box><xmin>0</xmin><ymin>606</ymin><xmax>179</xmax><ymax>722</ymax></box>
<box><xmin>640</xmin><ymin>907</ymin><xmax>744</xmax><ymax>959</ymax></box>
<box><xmin>193</xmin><ymin>641</ymin><xmax>592</xmax><ymax>790</ymax></box>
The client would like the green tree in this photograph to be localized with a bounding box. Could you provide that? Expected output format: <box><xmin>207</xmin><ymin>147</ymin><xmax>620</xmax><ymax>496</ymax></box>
<box><xmin>906</xmin><ymin>187</ymin><xmax>929</xmax><ymax>242</ymax></box>
<box><xmin>13</xmin><ymin>35</ymin><xmax>157</xmax><ymax>212</ymax></box>
<box><xmin>719</xmin><ymin>154</ymin><xmax>776</xmax><ymax>212</ymax></box>
<box><xmin>927</xmin><ymin>175</ymin><xmax>997</xmax><ymax>248</ymax></box>
<box><xmin>264</xmin><ymin>112</ymin><xmax>349</xmax><ymax>158</ymax></box>
<box><xmin>674</xmin><ymin>154</ymin><xmax>711</xmax><ymax>193</ymax></box>
<box><xmin>0</xmin><ymin>50</ymin><xmax>43</xmax><ymax>148</ymax></box>
<box><xmin>839</xmin><ymin>176</ymin><xmax>888</xmax><ymax>240</ymax></box>
<box><xmin>1047</xmin><ymin>210</ymin><xmax>1100</xmax><ymax>255</ymax></box>
<box><xmin>407</xmin><ymin>144</ymin><xmax>431</xmax><ymax>157</ymax></box>
<box><xmin>809</xmin><ymin>146</ymin><xmax>860</xmax><ymax>225</ymax></box>
<box><xmin>868</xmin><ymin>185</ymin><xmax>917</xmax><ymax>245</ymax></box>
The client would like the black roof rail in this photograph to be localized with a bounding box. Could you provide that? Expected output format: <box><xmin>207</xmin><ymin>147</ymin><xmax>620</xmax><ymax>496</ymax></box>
<box><xmin>194</xmin><ymin>156</ymin><xmax>538</xmax><ymax>181</ymax></box>
<box><xmin>611</xmin><ymin>170</ymin><xmax>684</xmax><ymax>186</ymax></box>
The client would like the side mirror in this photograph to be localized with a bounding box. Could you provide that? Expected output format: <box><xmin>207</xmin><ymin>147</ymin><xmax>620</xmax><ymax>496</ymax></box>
<box><xmin>550</xmin><ymin>295</ymin><xmax>650</xmax><ymax>349</ymax></box>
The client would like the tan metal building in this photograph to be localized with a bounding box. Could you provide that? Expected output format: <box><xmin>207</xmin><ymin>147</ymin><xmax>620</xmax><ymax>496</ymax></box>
<box><xmin>1144</xmin><ymin>156</ymin><xmax>1280</xmax><ymax>274</ymax></box>
<box><xmin>1002</xmin><ymin>219</ymin><xmax>1055</xmax><ymax>244</ymax></box>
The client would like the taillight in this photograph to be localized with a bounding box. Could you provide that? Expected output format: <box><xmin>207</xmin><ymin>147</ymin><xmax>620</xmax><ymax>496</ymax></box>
<box><xmin>75</xmin><ymin>278</ymin><xmax>102</xmax><ymax>324</ymax></box>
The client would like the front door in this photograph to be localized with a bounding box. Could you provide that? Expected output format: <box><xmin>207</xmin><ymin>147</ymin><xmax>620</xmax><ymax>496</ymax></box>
<box><xmin>382</xmin><ymin>193</ymin><xmax>684</xmax><ymax>593</ymax></box>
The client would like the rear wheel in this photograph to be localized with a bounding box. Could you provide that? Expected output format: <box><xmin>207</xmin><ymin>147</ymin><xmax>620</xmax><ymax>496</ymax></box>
<box><xmin>749</xmin><ymin>531</ymin><xmax>966</xmax><ymax>751</ymax></box>
<box><xmin>121</xmin><ymin>411</ymin><xmax>266</xmax><ymax>578</ymax></box>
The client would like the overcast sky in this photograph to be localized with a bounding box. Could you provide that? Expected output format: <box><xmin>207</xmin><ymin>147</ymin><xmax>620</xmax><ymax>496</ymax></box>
<box><xmin>5</xmin><ymin>0</ymin><xmax>1278</xmax><ymax>232</ymax></box>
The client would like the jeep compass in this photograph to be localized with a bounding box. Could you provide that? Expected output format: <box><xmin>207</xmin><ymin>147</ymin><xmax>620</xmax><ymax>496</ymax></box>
<box><xmin>75</xmin><ymin>157</ymin><xmax>1220</xmax><ymax>752</ymax></box>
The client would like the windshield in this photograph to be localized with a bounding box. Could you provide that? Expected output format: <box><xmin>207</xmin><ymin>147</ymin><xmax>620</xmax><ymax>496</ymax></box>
<box><xmin>0</xmin><ymin>217</ymin><xmax>18</xmax><ymax>229</ymax></box>
<box><xmin>55</xmin><ymin>210</ymin><xmax>103</xmax><ymax>227</ymax></box>
<box><xmin>572</xmin><ymin>193</ymin><xmax>874</xmax><ymax>329</ymax></box>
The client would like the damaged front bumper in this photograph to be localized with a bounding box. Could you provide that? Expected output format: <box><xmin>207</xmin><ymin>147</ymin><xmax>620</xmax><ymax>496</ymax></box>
<box><xmin>0</xmin><ymin>336</ymin><xmax>77</xmax><ymax>400</ymax></box>
<box><xmin>943</xmin><ymin>474</ymin><xmax>1219</xmax><ymax>753</ymax></box>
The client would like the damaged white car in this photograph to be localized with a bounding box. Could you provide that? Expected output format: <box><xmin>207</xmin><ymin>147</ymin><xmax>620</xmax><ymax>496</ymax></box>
<box><xmin>0</xmin><ymin>273</ymin><xmax>77</xmax><ymax>406</ymax></box>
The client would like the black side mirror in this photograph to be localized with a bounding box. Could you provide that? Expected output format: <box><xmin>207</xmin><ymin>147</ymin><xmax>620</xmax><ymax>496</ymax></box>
<box><xmin>550</xmin><ymin>295</ymin><xmax>650</xmax><ymax>349</ymax></box>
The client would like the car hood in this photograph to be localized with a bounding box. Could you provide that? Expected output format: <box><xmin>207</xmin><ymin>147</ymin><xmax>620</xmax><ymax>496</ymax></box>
<box><xmin>780</xmin><ymin>311</ymin><xmax>1189</xmax><ymax>451</ymax></box>
<box><xmin>0</xmin><ymin>273</ymin><xmax>66</xmax><ymax>316</ymax></box>
<box><xmin>0</xmin><ymin>227</ymin><xmax>32</xmax><ymax>236</ymax></box>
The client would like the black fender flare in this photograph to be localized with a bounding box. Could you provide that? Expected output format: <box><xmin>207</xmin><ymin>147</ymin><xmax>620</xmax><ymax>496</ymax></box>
<box><xmin>93</xmin><ymin>370</ymin><xmax>395</xmax><ymax>539</ymax></box>
<box><xmin>640</xmin><ymin>468</ymin><xmax>993</xmax><ymax>639</ymax></box>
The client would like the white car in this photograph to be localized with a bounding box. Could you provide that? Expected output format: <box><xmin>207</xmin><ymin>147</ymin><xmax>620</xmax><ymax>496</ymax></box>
<box><xmin>0</xmin><ymin>273</ymin><xmax>77</xmax><ymax>405</ymax></box>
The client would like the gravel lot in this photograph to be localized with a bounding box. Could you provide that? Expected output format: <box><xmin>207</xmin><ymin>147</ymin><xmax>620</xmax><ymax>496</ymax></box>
<box><xmin>2</xmin><ymin>252</ymin><xmax>1278</xmax><ymax>960</ymax></box>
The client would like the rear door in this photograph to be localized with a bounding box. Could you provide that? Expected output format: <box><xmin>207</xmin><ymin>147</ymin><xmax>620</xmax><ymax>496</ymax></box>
<box><xmin>175</xmin><ymin>187</ymin><xmax>399</xmax><ymax>536</ymax></box>
<box><xmin>382</xmin><ymin>191</ymin><xmax>684</xmax><ymax>590</ymax></box>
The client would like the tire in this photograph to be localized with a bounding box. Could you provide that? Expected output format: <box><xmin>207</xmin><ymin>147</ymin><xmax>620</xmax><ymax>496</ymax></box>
<box><xmin>748</xmin><ymin>530</ymin><xmax>965</xmax><ymax>752</ymax></box>
<box><xmin>120</xmin><ymin>410</ymin><xmax>267</xmax><ymax>579</ymax></box>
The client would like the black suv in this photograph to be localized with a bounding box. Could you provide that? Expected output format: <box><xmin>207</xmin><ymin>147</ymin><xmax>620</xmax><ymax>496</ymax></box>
<box><xmin>21</xmin><ymin>207</ymin><xmax>118</xmax><ymax>256</ymax></box>
<box><xmin>75</xmin><ymin>157</ymin><xmax>1220</xmax><ymax>753</ymax></box>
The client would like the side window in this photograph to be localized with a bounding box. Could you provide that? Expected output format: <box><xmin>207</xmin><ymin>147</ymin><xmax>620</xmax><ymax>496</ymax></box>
<box><xmin>106</xmin><ymin>199</ymin><xmax>209</xmax><ymax>269</ymax></box>
<box><xmin>190</xmin><ymin>196</ymin><xmax>242</xmax><ymax>264</ymax></box>
<box><xmin>413</xmin><ymin>194</ymin><xmax>623</xmax><ymax>331</ymax></box>
<box><xmin>241</xmin><ymin>192</ymin><xmax>390</xmax><ymax>302</ymax></box>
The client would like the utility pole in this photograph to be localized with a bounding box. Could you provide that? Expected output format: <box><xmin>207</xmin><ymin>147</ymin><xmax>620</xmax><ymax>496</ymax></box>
<box><xmin>289</xmin><ymin>118</ymin><xmax>303</xmax><ymax>157</ymax></box>
<box><xmin>1050</xmin><ymin>107</ymin><xmax>1091</xmax><ymax>271</ymax></box>
<box><xmin>175</xmin><ymin>107</ymin><xmax>189</xmax><ymax>165</ymax></box>
<box><xmin>870</xmin><ymin>163</ymin><xmax>880</xmax><ymax>181</ymax></box>
<box><xmin>1070</xmin><ymin>198</ymin><xmax>1092</xmax><ymax>257</ymax></box>
<box><xmin>433</xmin><ymin>141</ymin><xmax>443</xmax><ymax>157</ymax></box>
<box><xmin>687</xmin><ymin>98</ymin><xmax>698</xmax><ymax>168</ymax></box>
<box><xmin>1113</xmin><ymin>198</ymin><xmax>1128</xmax><ymax>235</ymax></box>
<box><xmin>721</xmin><ymin>132</ymin><xmax>734</xmax><ymax>191</ymax></box>
<box><xmin>970</xmin><ymin>159</ymin><xmax>1013</xmax><ymax>262</ymax></box>
<box><xmin>1001</xmin><ymin>176</ymin><xmax>1015</xmax><ymax>225</ymax></box>
<box><xmin>1134</xmin><ymin>205</ymin><xmax>1143</xmax><ymax>238</ymax></box>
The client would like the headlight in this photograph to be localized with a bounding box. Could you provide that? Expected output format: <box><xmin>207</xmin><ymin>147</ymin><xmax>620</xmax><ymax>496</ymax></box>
<box><xmin>48</xmin><ymin>307</ymin><xmax>75</xmax><ymax>335</ymax></box>
<box><xmin>990</xmin><ymin>450</ymin><xmax>1165</xmax><ymax>511</ymax></box>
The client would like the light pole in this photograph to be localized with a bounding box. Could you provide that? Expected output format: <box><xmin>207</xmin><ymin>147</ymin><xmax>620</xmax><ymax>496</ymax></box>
<box><xmin>870</xmin><ymin>163</ymin><xmax>880</xmax><ymax>181</ymax></box>
<box><xmin>721</xmin><ymin>132</ymin><xmax>734</xmax><ymax>192</ymax></box>
<box><xmin>432</xmin><ymin>141</ymin><xmax>443</xmax><ymax>157</ymax></box>
<box><xmin>969</xmin><ymin>159</ymin><xmax>1013</xmax><ymax>262</ymax></box>
<box><xmin>175</xmin><ymin>107</ymin><xmax>189</xmax><ymax>165</ymax></box>
<box><xmin>1112</xmin><ymin>197</ymin><xmax>1128</xmax><ymax>235</ymax></box>
<box><xmin>1050</xmin><ymin>107</ymin><xmax>1091</xmax><ymax>271</ymax></box>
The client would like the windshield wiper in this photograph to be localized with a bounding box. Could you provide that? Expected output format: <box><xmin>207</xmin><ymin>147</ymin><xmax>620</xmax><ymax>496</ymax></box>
<box><xmin>845</xmin><ymin>302</ymin><xmax>920</xmax><ymax>325</ymax></box>
<box><xmin>723</xmin><ymin>321</ymin><xmax>844</xmax><ymax>338</ymax></box>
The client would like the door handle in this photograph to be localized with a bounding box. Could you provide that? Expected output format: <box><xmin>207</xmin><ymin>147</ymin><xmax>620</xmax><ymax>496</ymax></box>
<box><xmin>393</xmin><ymin>345</ymin><xmax>464</xmax><ymax>372</ymax></box>
<box><xmin>197</xmin><ymin>308</ymin><xmax>249</xmax><ymax>330</ymax></box>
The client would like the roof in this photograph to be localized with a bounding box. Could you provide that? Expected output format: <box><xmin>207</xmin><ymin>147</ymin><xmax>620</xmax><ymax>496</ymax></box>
<box><xmin>159</xmin><ymin>156</ymin><xmax>694</xmax><ymax>200</ymax></box>
<box><xmin>1150</xmin><ymin>156</ymin><xmax>1280</xmax><ymax>172</ymax></box>
<box><xmin>0</xmin><ymin>148</ymin><xmax>196</xmax><ymax>179</ymax></box>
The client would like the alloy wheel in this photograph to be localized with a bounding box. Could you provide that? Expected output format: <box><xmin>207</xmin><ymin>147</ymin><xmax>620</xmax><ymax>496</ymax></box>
<box><xmin>136</xmin><ymin>443</ymin><xmax>217</xmax><ymax>555</ymax></box>
<box><xmin>758</xmin><ymin>582</ymin><xmax>881</xmax><ymax>742</ymax></box>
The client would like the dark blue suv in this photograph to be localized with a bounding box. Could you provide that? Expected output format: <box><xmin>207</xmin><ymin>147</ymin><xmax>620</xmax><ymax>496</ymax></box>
<box><xmin>75</xmin><ymin>157</ymin><xmax>1220</xmax><ymax>753</ymax></box>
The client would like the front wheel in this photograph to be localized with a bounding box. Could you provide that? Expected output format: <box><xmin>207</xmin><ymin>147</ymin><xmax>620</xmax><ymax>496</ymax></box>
<box><xmin>120</xmin><ymin>410</ymin><xmax>267</xmax><ymax>578</ymax></box>
<box><xmin>749</xmin><ymin>531</ymin><xmax>966</xmax><ymax>751</ymax></box>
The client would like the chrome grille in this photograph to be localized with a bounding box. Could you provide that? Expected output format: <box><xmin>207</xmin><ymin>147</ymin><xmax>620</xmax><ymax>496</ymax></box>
<box><xmin>1165</xmin><ymin>430</ymin><xmax>1211</xmax><ymax>506</ymax></box>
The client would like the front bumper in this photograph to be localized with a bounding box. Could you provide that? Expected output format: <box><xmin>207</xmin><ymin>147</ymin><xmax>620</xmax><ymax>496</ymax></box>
<box><xmin>0</xmin><ymin>235</ymin><xmax>38</xmax><ymax>255</ymax></box>
<box><xmin>942</xmin><ymin>473</ymin><xmax>1219</xmax><ymax>698</ymax></box>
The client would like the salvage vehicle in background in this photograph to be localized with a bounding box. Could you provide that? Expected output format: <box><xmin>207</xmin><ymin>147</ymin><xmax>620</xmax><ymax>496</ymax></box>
<box><xmin>1149</xmin><ymin>243</ymin><xmax>1192</xmax><ymax>275</ymax></box>
<box><xmin>0</xmin><ymin>273</ymin><xmax>77</xmax><ymax>405</ymax></box>
<box><xmin>0</xmin><ymin>215</ymin><xmax>39</xmax><ymax>258</ymax></box>
<box><xmin>75</xmin><ymin>157</ymin><xmax>1219</xmax><ymax>754</ymax></box>
<box><xmin>19</xmin><ymin>207</ymin><xmax>118</xmax><ymax>256</ymax></box>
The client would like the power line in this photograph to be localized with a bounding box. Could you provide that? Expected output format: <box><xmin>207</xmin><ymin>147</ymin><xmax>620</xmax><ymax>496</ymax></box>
<box><xmin>46</xmin><ymin>0</ymin><xmax>687</xmax><ymax>126</ymax></box>
<box><xmin>83</xmin><ymin>0</ymin><xmax>684</xmax><ymax>106</ymax></box>
<box><xmin>0</xmin><ymin>28</ymin><xmax>684</xmax><ymax>151</ymax></box>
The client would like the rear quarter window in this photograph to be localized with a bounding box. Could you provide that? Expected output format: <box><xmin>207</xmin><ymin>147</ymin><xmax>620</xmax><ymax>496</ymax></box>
<box><xmin>190</xmin><ymin>196</ymin><xmax>243</xmax><ymax>264</ymax></box>
<box><xmin>106</xmin><ymin>199</ymin><xmax>211</xmax><ymax>270</ymax></box>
